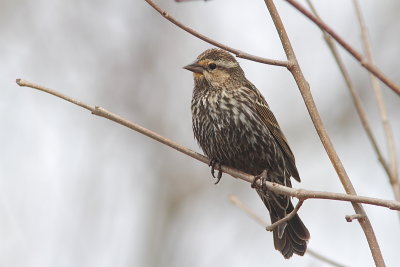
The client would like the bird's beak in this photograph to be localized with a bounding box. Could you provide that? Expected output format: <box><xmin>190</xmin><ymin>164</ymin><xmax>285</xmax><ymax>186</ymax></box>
<box><xmin>183</xmin><ymin>61</ymin><xmax>204</xmax><ymax>74</ymax></box>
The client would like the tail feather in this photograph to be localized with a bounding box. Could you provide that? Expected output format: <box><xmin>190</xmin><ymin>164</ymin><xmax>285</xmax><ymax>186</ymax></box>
<box><xmin>257</xmin><ymin>189</ymin><xmax>310</xmax><ymax>259</ymax></box>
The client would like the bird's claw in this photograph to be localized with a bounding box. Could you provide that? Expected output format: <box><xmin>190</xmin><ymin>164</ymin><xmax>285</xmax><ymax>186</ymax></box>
<box><xmin>251</xmin><ymin>169</ymin><xmax>268</xmax><ymax>189</ymax></box>
<box><xmin>209</xmin><ymin>158</ymin><xmax>223</xmax><ymax>184</ymax></box>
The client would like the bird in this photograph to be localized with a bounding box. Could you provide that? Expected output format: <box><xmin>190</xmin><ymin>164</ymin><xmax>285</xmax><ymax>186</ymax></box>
<box><xmin>183</xmin><ymin>48</ymin><xmax>310</xmax><ymax>259</ymax></box>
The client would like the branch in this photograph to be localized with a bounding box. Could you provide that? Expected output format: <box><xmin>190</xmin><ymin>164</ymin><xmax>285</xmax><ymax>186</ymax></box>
<box><xmin>15</xmin><ymin>78</ymin><xmax>400</xmax><ymax>213</ymax></box>
<box><xmin>144</xmin><ymin>0</ymin><xmax>289</xmax><ymax>67</ymax></box>
<box><xmin>352</xmin><ymin>0</ymin><xmax>400</xmax><ymax>201</ymax></box>
<box><xmin>265</xmin><ymin>200</ymin><xmax>304</xmax><ymax>231</ymax></box>
<box><xmin>305</xmin><ymin>2</ymin><xmax>399</xmax><ymax>207</ymax></box>
<box><xmin>229</xmin><ymin>195</ymin><xmax>349</xmax><ymax>267</ymax></box>
<box><xmin>285</xmin><ymin>0</ymin><xmax>400</xmax><ymax>96</ymax></box>
<box><xmin>263</xmin><ymin>1</ymin><xmax>385</xmax><ymax>265</ymax></box>
<box><xmin>345</xmin><ymin>214</ymin><xmax>365</xmax><ymax>222</ymax></box>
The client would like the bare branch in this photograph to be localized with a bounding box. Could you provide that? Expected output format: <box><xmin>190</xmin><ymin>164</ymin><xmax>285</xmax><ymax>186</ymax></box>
<box><xmin>266</xmin><ymin>200</ymin><xmax>304</xmax><ymax>231</ymax></box>
<box><xmin>144</xmin><ymin>0</ymin><xmax>289</xmax><ymax>67</ymax></box>
<box><xmin>263</xmin><ymin>1</ymin><xmax>385</xmax><ymax>265</ymax></box>
<box><xmin>175</xmin><ymin>0</ymin><xmax>210</xmax><ymax>2</ymax></box>
<box><xmin>352</xmin><ymin>0</ymin><xmax>400</xmax><ymax>201</ymax></box>
<box><xmin>229</xmin><ymin>195</ymin><xmax>349</xmax><ymax>267</ymax></box>
<box><xmin>345</xmin><ymin>214</ymin><xmax>365</xmax><ymax>222</ymax></box>
<box><xmin>305</xmin><ymin>0</ymin><xmax>400</xmax><ymax>222</ymax></box>
<box><xmin>16</xmin><ymin>78</ymin><xmax>400</xmax><ymax>212</ymax></box>
<box><xmin>229</xmin><ymin>195</ymin><xmax>267</xmax><ymax>227</ymax></box>
<box><xmin>306</xmin><ymin>250</ymin><xmax>349</xmax><ymax>267</ymax></box>
<box><xmin>305</xmin><ymin>0</ymin><xmax>392</xmax><ymax>192</ymax></box>
<box><xmin>285</xmin><ymin>0</ymin><xmax>400</xmax><ymax>96</ymax></box>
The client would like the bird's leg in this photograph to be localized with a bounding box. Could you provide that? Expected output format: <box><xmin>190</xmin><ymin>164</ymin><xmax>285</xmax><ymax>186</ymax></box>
<box><xmin>251</xmin><ymin>169</ymin><xmax>268</xmax><ymax>189</ymax></box>
<box><xmin>209</xmin><ymin>158</ymin><xmax>223</xmax><ymax>184</ymax></box>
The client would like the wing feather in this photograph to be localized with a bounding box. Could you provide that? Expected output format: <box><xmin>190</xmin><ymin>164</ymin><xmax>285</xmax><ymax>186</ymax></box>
<box><xmin>246</xmin><ymin>82</ymin><xmax>300</xmax><ymax>181</ymax></box>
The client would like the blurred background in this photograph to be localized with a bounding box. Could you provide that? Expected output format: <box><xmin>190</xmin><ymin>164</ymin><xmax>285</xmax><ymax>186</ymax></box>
<box><xmin>1</xmin><ymin>0</ymin><xmax>399</xmax><ymax>266</ymax></box>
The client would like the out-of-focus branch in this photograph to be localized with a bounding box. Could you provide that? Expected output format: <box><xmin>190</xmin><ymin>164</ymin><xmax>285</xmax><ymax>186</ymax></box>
<box><xmin>144</xmin><ymin>0</ymin><xmax>289</xmax><ymax>67</ymax></box>
<box><xmin>305</xmin><ymin>0</ymin><xmax>392</xmax><ymax>193</ymax></box>
<box><xmin>284</xmin><ymin>0</ymin><xmax>400</xmax><ymax>96</ymax></box>
<box><xmin>352</xmin><ymin>0</ymin><xmax>400</xmax><ymax>201</ymax></box>
<box><xmin>263</xmin><ymin>1</ymin><xmax>384</xmax><ymax>266</ymax></box>
<box><xmin>306</xmin><ymin>0</ymin><xmax>400</xmax><ymax>216</ymax></box>
<box><xmin>229</xmin><ymin>195</ymin><xmax>349</xmax><ymax>267</ymax></box>
<box><xmin>15</xmin><ymin>78</ymin><xmax>400</xmax><ymax>212</ymax></box>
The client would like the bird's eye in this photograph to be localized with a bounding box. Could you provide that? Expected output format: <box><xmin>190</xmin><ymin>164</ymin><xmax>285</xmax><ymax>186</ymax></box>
<box><xmin>208</xmin><ymin>63</ymin><xmax>217</xmax><ymax>70</ymax></box>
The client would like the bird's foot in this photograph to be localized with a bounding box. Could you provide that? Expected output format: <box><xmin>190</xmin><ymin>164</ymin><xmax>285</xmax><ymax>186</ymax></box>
<box><xmin>251</xmin><ymin>169</ymin><xmax>268</xmax><ymax>189</ymax></box>
<box><xmin>209</xmin><ymin>158</ymin><xmax>223</xmax><ymax>184</ymax></box>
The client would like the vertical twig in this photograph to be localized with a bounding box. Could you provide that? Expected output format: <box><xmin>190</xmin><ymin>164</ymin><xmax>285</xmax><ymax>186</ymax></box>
<box><xmin>352</xmin><ymin>0</ymin><xmax>400</xmax><ymax>201</ymax></box>
<box><xmin>263</xmin><ymin>1</ymin><xmax>385</xmax><ymax>266</ymax></box>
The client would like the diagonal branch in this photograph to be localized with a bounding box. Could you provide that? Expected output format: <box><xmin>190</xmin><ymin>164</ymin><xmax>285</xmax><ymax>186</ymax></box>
<box><xmin>284</xmin><ymin>0</ymin><xmax>400</xmax><ymax>96</ymax></box>
<box><xmin>144</xmin><ymin>0</ymin><xmax>289</xmax><ymax>67</ymax></box>
<box><xmin>305</xmin><ymin>0</ymin><xmax>400</xmax><ymax>213</ymax></box>
<box><xmin>352</xmin><ymin>0</ymin><xmax>400</xmax><ymax>201</ymax></box>
<box><xmin>15</xmin><ymin>78</ymin><xmax>400</xmax><ymax>212</ymax></box>
<box><xmin>305</xmin><ymin>0</ymin><xmax>392</xmax><ymax>191</ymax></box>
<box><xmin>263</xmin><ymin>0</ymin><xmax>385</xmax><ymax>266</ymax></box>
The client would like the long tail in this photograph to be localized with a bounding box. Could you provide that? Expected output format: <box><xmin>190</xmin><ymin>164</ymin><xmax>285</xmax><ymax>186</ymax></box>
<box><xmin>257</xmin><ymin>186</ymin><xmax>310</xmax><ymax>259</ymax></box>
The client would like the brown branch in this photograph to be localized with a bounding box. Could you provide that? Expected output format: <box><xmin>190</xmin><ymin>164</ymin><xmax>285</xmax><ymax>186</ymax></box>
<box><xmin>306</xmin><ymin>250</ymin><xmax>349</xmax><ymax>267</ymax></box>
<box><xmin>263</xmin><ymin>1</ymin><xmax>385</xmax><ymax>266</ymax></box>
<box><xmin>305</xmin><ymin>0</ymin><xmax>392</xmax><ymax>192</ymax></box>
<box><xmin>352</xmin><ymin>0</ymin><xmax>400</xmax><ymax>201</ymax></box>
<box><xmin>229</xmin><ymin>195</ymin><xmax>267</xmax><ymax>227</ymax></box>
<box><xmin>345</xmin><ymin>214</ymin><xmax>365</xmax><ymax>222</ymax></box>
<box><xmin>266</xmin><ymin>200</ymin><xmax>304</xmax><ymax>231</ymax></box>
<box><xmin>16</xmin><ymin>78</ymin><xmax>400</xmax><ymax>213</ymax></box>
<box><xmin>284</xmin><ymin>0</ymin><xmax>400</xmax><ymax>96</ymax></box>
<box><xmin>229</xmin><ymin>195</ymin><xmax>349</xmax><ymax>267</ymax></box>
<box><xmin>144</xmin><ymin>0</ymin><xmax>289</xmax><ymax>67</ymax></box>
<box><xmin>306</xmin><ymin>0</ymin><xmax>400</xmax><ymax>218</ymax></box>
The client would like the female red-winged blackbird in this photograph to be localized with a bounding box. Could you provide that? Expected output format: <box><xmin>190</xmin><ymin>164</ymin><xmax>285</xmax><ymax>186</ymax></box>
<box><xmin>184</xmin><ymin>48</ymin><xmax>310</xmax><ymax>259</ymax></box>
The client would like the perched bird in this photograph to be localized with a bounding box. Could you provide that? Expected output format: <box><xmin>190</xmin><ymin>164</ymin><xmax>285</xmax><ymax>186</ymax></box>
<box><xmin>184</xmin><ymin>48</ymin><xmax>310</xmax><ymax>259</ymax></box>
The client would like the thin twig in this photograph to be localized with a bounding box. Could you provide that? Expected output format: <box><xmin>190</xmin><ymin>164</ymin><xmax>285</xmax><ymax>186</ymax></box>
<box><xmin>284</xmin><ymin>0</ymin><xmax>400</xmax><ymax>96</ymax></box>
<box><xmin>345</xmin><ymin>214</ymin><xmax>365</xmax><ymax>222</ymax></box>
<box><xmin>144</xmin><ymin>0</ymin><xmax>290</xmax><ymax>67</ymax></box>
<box><xmin>229</xmin><ymin>195</ymin><xmax>348</xmax><ymax>267</ymax></box>
<box><xmin>263</xmin><ymin>1</ymin><xmax>385</xmax><ymax>266</ymax></box>
<box><xmin>305</xmin><ymin>0</ymin><xmax>392</xmax><ymax>190</ymax></box>
<box><xmin>229</xmin><ymin>195</ymin><xmax>267</xmax><ymax>227</ymax></box>
<box><xmin>352</xmin><ymin>0</ymin><xmax>400</xmax><ymax>201</ymax></box>
<box><xmin>15</xmin><ymin>78</ymin><xmax>400</xmax><ymax>212</ymax></box>
<box><xmin>306</xmin><ymin>250</ymin><xmax>349</xmax><ymax>267</ymax></box>
<box><xmin>266</xmin><ymin>200</ymin><xmax>304</xmax><ymax>231</ymax></box>
<box><xmin>306</xmin><ymin>0</ymin><xmax>399</xmax><ymax>222</ymax></box>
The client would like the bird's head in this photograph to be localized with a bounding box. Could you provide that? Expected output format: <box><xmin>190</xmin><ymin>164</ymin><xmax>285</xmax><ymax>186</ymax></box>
<box><xmin>184</xmin><ymin>48</ymin><xmax>245</xmax><ymax>88</ymax></box>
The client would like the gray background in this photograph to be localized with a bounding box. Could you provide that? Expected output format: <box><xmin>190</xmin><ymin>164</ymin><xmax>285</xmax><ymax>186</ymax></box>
<box><xmin>1</xmin><ymin>0</ymin><xmax>399</xmax><ymax>266</ymax></box>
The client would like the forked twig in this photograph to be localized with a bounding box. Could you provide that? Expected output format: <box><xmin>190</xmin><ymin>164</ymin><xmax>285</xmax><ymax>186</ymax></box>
<box><xmin>352</xmin><ymin>0</ymin><xmax>399</xmax><ymax>201</ymax></box>
<box><xmin>144</xmin><ymin>0</ymin><xmax>289</xmax><ymax>67</ymax></box>
<box><xmin>285</xmin><ymin>0</ymin><xmax>400</xmax><ymax>96</ymax></box>
<box><xmin>305</xmin><ymin>0</ymin><xmax>392</xmax><ymax>191</ymax></box>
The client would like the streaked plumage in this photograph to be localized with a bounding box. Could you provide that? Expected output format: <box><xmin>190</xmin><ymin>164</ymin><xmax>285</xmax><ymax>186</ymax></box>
<box><xmin>184</xmin><ymin>48</ymin><xmax>310</xmax><ymax>259</ymax></box>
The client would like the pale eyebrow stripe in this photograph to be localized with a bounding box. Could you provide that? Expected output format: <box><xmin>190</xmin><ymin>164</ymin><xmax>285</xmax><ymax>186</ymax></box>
<box><xmin>215</xmin><ymin>59</ymin><xmax>238</xmax><ymax>68</ymax></box>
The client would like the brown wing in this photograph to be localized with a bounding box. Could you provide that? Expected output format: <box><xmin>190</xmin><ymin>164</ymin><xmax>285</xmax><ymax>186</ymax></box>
<box><xmin>247</xmin><ymin>83</ymin><xmax>300</xmax><ymax>181</ymax></box>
